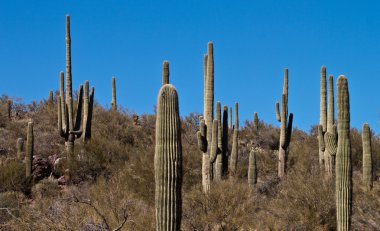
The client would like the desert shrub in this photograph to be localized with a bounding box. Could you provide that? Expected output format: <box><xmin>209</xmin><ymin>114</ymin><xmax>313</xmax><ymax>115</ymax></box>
<box><xmin>0</xmin><ymin>160</ymin><xmax>30</xmax><ymax>194</ymax></box>
<box><xmin>32</xmin><ymin>178</ymin><xmax>61</xmax><ymax>199</ymax></box>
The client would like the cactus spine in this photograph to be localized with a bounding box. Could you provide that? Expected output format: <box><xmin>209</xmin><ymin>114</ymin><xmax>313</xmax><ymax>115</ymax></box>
<box><xmin>319</xmin><ymin>66</ymin><xmax>327</xmax><ymax>165</ymax></box>
<box><xmin>248</xmin><ymin>148</ymin><xmax>257</xmax><ymax>187</ymax></box>
<box><xmin>362</xmin><ymin>123</ymin><xmax>372</xmax><ymax>191</ymax></box>
<box><xmin>162</xmin><ymin>60</ymin><xmax>169</xmax><ymax>85</ymax></box>
<box><xmin>335</xmin><ymin>76</ymin><xmax>352</xmax><ymax>231</ymax></box>
<box><xmin>275</xmin><ymin>69</ymin><xmax>293</xmax><ymax>178</ymax></box>
<box><xmin>324</xmin><ymin>75</ymin><xmax>337</xmax><ymax>177</ymax></box>
<box><xmin>16</xmin><ymin>138</ymin><xmax>24</xmax><ymax>160</ymax></box>
<box><xmin>197</xmin><ymin>42</ymin><xmax>220</xmax><ymax>193</ymax></box>
<box><xmin>154</xmin><ymin>84</ymin><xmax>182</xmax><ymax>231</ymax></box>
<box><xmin>229</xmin><ymin>102</ymin><xmax>239</xmax><ymax>175</ymax></box>
<box><xmin>25</xmin><ymin>121</ymin><xmax>34</xmax><ymax>178</ymax></box>
<box><xmin>111</xmin><ymin>76</ymin><xmax>117</xmax><ymax>111</ymax></box>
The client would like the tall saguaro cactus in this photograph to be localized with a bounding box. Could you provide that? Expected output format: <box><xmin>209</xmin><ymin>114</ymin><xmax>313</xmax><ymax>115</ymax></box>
<box><xmin>229</xmin><ymin>102</ymin><xmax>239</xmax><ymax>175</ymax></box>
<box><xmin>154</xmin><ymin>84</ymin><xmax>182</xmax><ymax>231</ymax></box>
<box><xmin>275</xmin><ymin>69</ymin><xmax>293</xmax><ymax>178</ymax></box>
<box><xmin>319</xmin><ymin>66</ymin><xmax>327</xmax><ymax>165</ymax></box>
<box><xmin>197</xmin><ymin>42</ymin><xmax>220</xmax><ymax>193</ymax></box>
<box><xmin>162</xmin><ymin>60</ymin><xmax>169</xmax><ymax>85</ymax></box>
<box><xmin>222</xmin><ymin>105</ymin><xmax>229</xmax><ymax>176</ymax></box>
<box><xmin>362</xmin><ymin>123</ymin><xmax>372</xmax><ymax>191</ymax></box>
<box><xmin>324</xmin><ymin>75</ymin><xmax>337</xmax><ymax>177</ymax></box>
<box><xmin>58</xmin><ymin>16</ymin><xmax>94</xmax><ymax>158</ymax></box>
<box><xmin>111</xmin><ymin>76</ymin><xmax>117</xmax><ymax>111</ymax></box>
<box><xmin>335</xmin><ymin>76</ymin><xmax>352</xmax><ymax>231</ymax></box>
<box><xmin>26</xmin><ymin>121</ymin><xmax>34</xmax><ymax>178</ymax></box>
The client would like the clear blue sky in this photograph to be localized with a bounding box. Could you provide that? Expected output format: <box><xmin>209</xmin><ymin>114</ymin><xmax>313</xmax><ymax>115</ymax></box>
<box><xmin>1</xmin><ymin>1</ymin><xmax>380</xmax><ymax>134</ymax></box>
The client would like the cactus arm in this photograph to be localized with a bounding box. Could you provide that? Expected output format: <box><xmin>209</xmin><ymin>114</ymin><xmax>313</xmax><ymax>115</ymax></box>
<box><xmin>318</xmin><ymin>124</ymin><xmax>326</xmax><ymax>152</ymax></box>
<box><xmin>285</xmin><ymin>113</ymin><xmax>293</xmax><ymax>148</ymax></box>
<box><xmin>162</xmin><ymin>61</ymin><xmax>169</xmax><ymax>85</ymax></box>
<box><xmin>209</xmin><ymin>120</ymin><xmax>218</xmax><ymax>164</ymax></box>
<box><xmin>320</xmin><ymin>66</ymin><xmax>327</xmax><ymax>131</ymax></box>
<box><xmin>74</xmin><ymin>84</ymin><xmax>83</xmax><ymax>132</ymax></box>
<box><xmin>59</xmin><ymin>71</ymin><xmax>67</xmax><ymax>130</ymax></box>
<box><xmin>362</xmin><ymin>123</ymin><xmax>373</xmax><ymax>191</ymax></box>
<box><xmin>275</xmin><ymin>101</ymin><xmax>281</xmax><ymax>122</ymax></box>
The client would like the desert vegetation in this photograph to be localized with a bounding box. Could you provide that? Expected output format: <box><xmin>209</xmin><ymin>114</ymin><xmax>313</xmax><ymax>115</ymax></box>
<box><xmin>0</xmin><ymin>15</ymin><xmax>379</xmax><ymax>231</ymax></box>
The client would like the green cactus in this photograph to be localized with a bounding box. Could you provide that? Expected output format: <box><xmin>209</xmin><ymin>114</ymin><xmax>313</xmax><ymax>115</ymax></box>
<box><xmin>16</xmin><ymin>138</ymin><xmax>24</xmax><ymax>160</ymax></box>
<box><xmin>229</xmin><ymin>102</ymin><xmax>239</xmax><ymax>175</ymax></box>
<box><xmin>253</xmin><ymin>112</ymin><xmax>259</xmax><ymax>132</ymax></box>
<box><xmin>248</xmin><ymin>147</ymin><xmax>257</xmax><ymax>187</ymax></box>
<box><xmin>335</xmin><ymin>76</ymin><xmax>352</xmax><ymax>231</ymax></box>
<box><xmin>324</xmin><ymin>75</ymin><xmax>337</xmax><ymax>177</ymax></box>
<box><xmin>229</xmin><ymin>107</ymin><xmax>232</xmax><ymax>129</ymax></box>
<box><xmin>7</xmin><ymin>100</ymin><xmax>11</xmax><ymax>120</ymax></box>
<box><xmin>162</xmin><ymin>60</ymin><xmax>169</xmax><ymax>85</ymax></box>
<box><xmin>111</xmin><ymin>76</ymin><xmax>117</xmax><ymax>111</ymax></box>
<box><xmin>275</xmin><ymin>69</ymin><xmax>293</xmax><ymax>178</ymax></box>
<box><xmin>83</xmin><ymin>81</ymin><xmax>95</xmax><ymax>143</ymax></box>
<box><xmin>25</xmin><ymin>121</ymin><xmax>34</xmax><ymax>178</ymax></box>
<box><xmin>154</xmin><ymin>84</ymin><xmax>182</xmax><ymax>230</ymax></box>
<box><xmin>58</xmin><ymin>16</ymin><xmax>94</xmax><ymax>158</ymax></box>
<box><xmin>48</xmin><ymin>90</ymin><xmax>54</xmax><ymax>106</ymax></box>
<box><xmin>197</xmin><ymin>42</ymin><xmax>221</xmax><ymax>193</ymax></box>
<box><xmin>319</xmin><ymin>66</ymin><xmax>327</xmax><ymax>165</ymax></box>
<box><xmin>214</xmin><ymin>101</ymin><xmax>223</xmax><ymax>182</ymax></box>
<box><xmin>362</xmin><ymin>123</ymin><xmax>372</xmax><ymax>191</ymax></box>
<box><xmin>222</xmin><ymin>105</ymin><xmax>229</xmax><ymax>176</ymax></box>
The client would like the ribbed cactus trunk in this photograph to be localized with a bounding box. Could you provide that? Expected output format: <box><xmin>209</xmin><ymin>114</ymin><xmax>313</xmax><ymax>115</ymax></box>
<box><xmin>222</xmin><ymin>105</ymin><xmax>229</xmax><ymax>176</ymax></box>
<box><xmin>154</xmin><ymin>84</ymin><xmax>182</xmax><ymax>231</ymax></box>
<box><xmin>162</xmin><ymin>60</ymin><xmax>169</xmax><ymax>85</ymax></box>
<box><xmin>362</xmin><ymin>123</ymin><xmax>372</xmax><ymax>191</ymax></box>
<box><xmin>229</xmin><ymin>102</ymin><xmax>239</xmax><ymax>175</ymax></box>
<box><xmin>248</xmin><ymin>148</ymin><xmax>257</xmax><ymax>187</ymax></box>
<box><xmin>319</xmin><ymin>66</ymin><xmax>327</xmax><ymax>166</ymax></box>
<box><xmin>111</xmin><ymin>76</ymin><xmax>117</xmax><ymax>111</ymax></box>
<box><xmin>325</xmin><ymin>75</ymin><xmax>337</xmax><ymax>177</ymax></box>
<box><xmin>197</xmin><ymin>42</ymin><xmax>218</xmax><ymax>193</ymax></box>
<box><xmin>214</xmin><ymin>102</ymin><xmax>223</xmax><ymax>182</ymax></box>
<box><xmin>25</xmin><ymin>121</ymin><xmax>34</xmax><ymax>178</ymax></box>
<box><xmin>16</xmin><ymin>138</ymin><xmax>24</xmax><ymax>160</ymax></box>
<box><xmin>276</xmin><ymin>69</ymin><xmax>293</xmax><ymax>178</ymax></box>
<box><xmin>335</xmin><ymin>76</ymin><xmax>352</xmax><ymax>231</ymax></box>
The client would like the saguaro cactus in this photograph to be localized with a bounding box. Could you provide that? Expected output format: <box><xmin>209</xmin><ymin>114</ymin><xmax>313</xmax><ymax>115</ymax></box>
<box><xmin>16</xmin><ymin>138</ymin><xmax>24</xmax><ymax>160</ymax></box>
<box><xmin>83</xmin><ymin>81</ymin><xmax>95</xmax><ymax>143</ymax></box>
<box><xmin>229</xmin><ymin>107</ymin><xmax>232</xmax><ymax>129</ymax></box>
<box><xmin>229</xmin><ymin>102</ymin><xmax>239</xmax><ymax>175</ymax></box>
<box><xmin>162</xmin><ymin>60</ymin><xmax>169</xmax><ymax>85</ymax></box>
<box><xmin>7</xmin><ymin>100</ymin><xmax>11</xmax><ymax>120</ymax></box>
<box><xmin>275</xmin><ymin>69</ymin><xmax>293</xmax><ymax>178</ymax></box>
<box><xmin>319</xmin><ymin>66</ymin><xmax>327</xmax><ymax>165</ymax></box>
<box><xmin>335</xmin><ymin>76</ymin><xmax>352</xmax><ymax>231</ymax></box>
<box><xmin>324</xmin><ymin>75</ymin><xmax>337</xmax><ymax>177</ymax></box>
<box><xmin>111</xmin><ymin>76</ymin><xmax>117</xmax><ymax>111</ymax></box>
<box><xmin>214</xmin><ymin>101</ymin><xmax>223</xmax><ymax>182</ymax></box>
<box><xmin>248</xmin><ymin>147</ymin><xmax>257</xmax><ymax>187</ymax></box>
<box><xmin>222</xmin><ymin>105</ymin><xmax>229</xmax><ymax>176</ymax></box>
<box><xmin>362</xmin><ymin>123</ymin><xmax>372</xmax><ymax>191</ymax></box>
<box><xmin>154</xmin><ymin>84</ymin><xmax>182</xmax><ymax>231</ymax></box>
<box><xmin>197</xmin><ymin>42</ymin><xmax>220</xmax><ymax>193</ymax></box>
<box><xmin>48</xmin><ymin>90</ymin><xmax>54</xmax><ymax>106</ymax></box>
<box><xmin>26</xmin><ymin>121</ymin><xmax>34</xmax><ymax>178</ymax></box>
<box><xmin>58</xmin><ymin>16</ymin><xmax>94</xmax><ymax>158</ymax></box>
<box><xmin>253</xmin><ymin>112</ymin><xmax>259</xmax><ymax>132</ymax></box>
